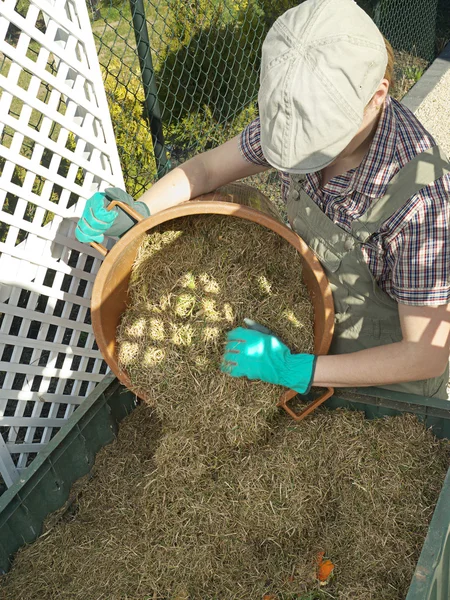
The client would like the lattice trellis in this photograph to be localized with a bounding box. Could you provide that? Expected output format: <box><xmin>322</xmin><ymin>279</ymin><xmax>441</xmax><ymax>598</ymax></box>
<box><xmin>0</xmin><ymin>0</ymin><xmax>125</xmax><ymax>488</ymax></box>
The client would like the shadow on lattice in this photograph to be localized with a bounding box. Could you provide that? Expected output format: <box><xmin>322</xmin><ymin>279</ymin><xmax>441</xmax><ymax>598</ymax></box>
<box><xmin>0</xmin><ymin>40</ymin><xmax>84</xmax><ymax>243</ymax></box>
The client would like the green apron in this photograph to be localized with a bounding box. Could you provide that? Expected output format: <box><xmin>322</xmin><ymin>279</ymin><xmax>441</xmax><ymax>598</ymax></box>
<box><xmin>287</xmin><ymin>145</ymin><xmax>450</xmax><ymax>399</ymax></box>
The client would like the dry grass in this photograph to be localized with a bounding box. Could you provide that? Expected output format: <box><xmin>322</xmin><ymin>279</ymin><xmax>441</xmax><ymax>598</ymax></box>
<box><xmin>1</xmin><ymin>405</ymin><xmax>448</xmax><ymax>600</ymax></box>
<box><xmin>117</xmin><ymin>214</ymin><xmax>314</xmax><ymax>451</ymax></box>
<box><xmin>391</xmin><ymin>50</ymin><xmax>429</xmax><ymax>100</ymax></box>
<box><xmin>242</xmin><ymin>172</ymin><xmax>288</xmax><ymax>221</ymax></box>
<box><xmin>2</xmin><ymin>215</ymin><xmax>449</xmax><ymax>600</ymax></box>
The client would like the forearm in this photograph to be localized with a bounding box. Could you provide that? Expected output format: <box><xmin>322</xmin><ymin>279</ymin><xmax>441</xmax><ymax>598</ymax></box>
<box><xmin>137</xmin><ymin>156</ymin><xmax>207</xmax><ymax>215</ymax></box>
<box><xmin>313</xmin><ymin>341</ymin><xmax>447</xmax><ymax>388</ymax></box>
<box><xmin>138</xmin><ymin>135</ymin><xmax>269</xmax><ymax>215</ymax></box>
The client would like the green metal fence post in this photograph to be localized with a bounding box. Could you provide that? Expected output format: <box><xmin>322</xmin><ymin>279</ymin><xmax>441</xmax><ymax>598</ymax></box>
<box><xmin>129</xmin><ymin>0</ymin><xmax>170</xmax><ymax>179</ymax></box>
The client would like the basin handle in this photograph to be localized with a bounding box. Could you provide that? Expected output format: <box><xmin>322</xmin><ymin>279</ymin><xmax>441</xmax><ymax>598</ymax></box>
<box><xmin>277</xmin><ymin>386</ymin><xmax>334</xmax><ymax>421</ymax></box>
<box><xmin>89</xmin><ymin>200</ymin><xmax>145</xmax><ymax>257</ymax></box>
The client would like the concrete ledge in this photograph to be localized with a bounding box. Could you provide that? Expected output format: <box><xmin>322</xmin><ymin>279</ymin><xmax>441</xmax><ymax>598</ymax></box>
<box><xmin>401</xmin><ymin>42</ymin><xmax>450</xmax><ymax>113</ymax></box>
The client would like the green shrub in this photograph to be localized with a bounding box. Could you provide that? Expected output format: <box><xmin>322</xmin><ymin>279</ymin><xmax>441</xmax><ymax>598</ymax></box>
<box><xmin>254</xmin><ymin>0</ymin><xmax>300</xmax><ymax>29</ymax></box>
<box><xmin>157</xmin><ymin>0</ymin><xmax>264</xmax><ymax>124</ymax></box>
<box><xmin>100</xmin><ymin>0</ymin><xmax>264</xmax><ymax>196</ymax></box>
<box><xmin>102</xmin><ymin>56</ymin><xmax>258</xmax><ymax>196</ymax></box>
<box><xmin>165</xmin><ymin>102</ymin><xmax>258</xmax><ymax>165</ymax></box>
<box><xmin>103</xmin><ymin>58</ymin><xmax>158</xmax><ymax>196</ymax></box>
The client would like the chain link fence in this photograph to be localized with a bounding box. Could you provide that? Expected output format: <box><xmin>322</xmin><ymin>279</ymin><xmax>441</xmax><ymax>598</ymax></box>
<box><xmin>87</xmin><ymin>0</ymin><xmax>450</xmax><ymax>199</ymax></box>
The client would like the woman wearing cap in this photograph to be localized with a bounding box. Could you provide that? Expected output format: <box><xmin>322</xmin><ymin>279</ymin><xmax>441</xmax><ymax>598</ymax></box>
<box><xmin>76</xmin><ymin>0</ymin><xmax>450</xmax><ymax>399</ymax></box>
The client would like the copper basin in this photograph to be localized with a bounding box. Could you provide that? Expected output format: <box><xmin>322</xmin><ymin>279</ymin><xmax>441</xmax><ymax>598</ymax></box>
<box><xmin>91</xmin><ymin>187</ymin><xmax>335</xmax><ymax>419</ymax></box>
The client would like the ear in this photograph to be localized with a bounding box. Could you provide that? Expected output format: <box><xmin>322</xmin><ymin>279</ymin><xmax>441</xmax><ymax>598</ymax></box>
<box><xmin>370</xmin><ymin>78</ymin><xmax>390</xmax><ymax>110</ymax></box>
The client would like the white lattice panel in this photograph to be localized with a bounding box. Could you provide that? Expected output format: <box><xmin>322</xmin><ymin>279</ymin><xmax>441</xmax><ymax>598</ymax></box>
<box><xmin>0</xmin><ymin>0</ymin><xmax>125</xmax><ymax>487</ymax></box>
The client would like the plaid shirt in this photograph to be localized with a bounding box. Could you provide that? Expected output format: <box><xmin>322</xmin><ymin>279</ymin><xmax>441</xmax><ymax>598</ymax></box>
<box><xmin>239</xmin><ymin>96</ymin><xmax>450</xmax><ymax>306</ymax></box>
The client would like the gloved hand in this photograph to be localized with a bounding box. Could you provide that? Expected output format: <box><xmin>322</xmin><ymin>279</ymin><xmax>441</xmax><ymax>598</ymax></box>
<box><xmin>75</xmin><ymin>187</ymin><xmax>150</xmax><ymax>243</ymax></box>
<box><xmin>221</xmin><ymin>319</ymin><xmax>317</xmax><ymax>394</ymax></box>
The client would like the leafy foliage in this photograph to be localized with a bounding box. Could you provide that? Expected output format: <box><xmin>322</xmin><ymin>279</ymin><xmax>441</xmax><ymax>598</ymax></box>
<box><xmin>157</xmin><ymin>0</ymin><xmax>264</xmax><ymax>124</ymax></box>
<box><xmin>102</xmin><ymin>56</ymin><xmax>258</xmax><ymax>197</ymax></box>
<box><xmin>103</xmin><ymin>58</ymin><xmax>158</xmax><ymax>197</ymax></box>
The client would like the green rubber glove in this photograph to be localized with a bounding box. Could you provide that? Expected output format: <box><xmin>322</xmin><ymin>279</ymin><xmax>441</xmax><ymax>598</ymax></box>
<box><xmin>221</xmin><ymin>321</ymin><xmax>317</xmax><ymax>394</ymax></box>
<box><xmin>75</xmin><ymin>187</ymin><xmax>150</xmax><ymax>243</ymax></box>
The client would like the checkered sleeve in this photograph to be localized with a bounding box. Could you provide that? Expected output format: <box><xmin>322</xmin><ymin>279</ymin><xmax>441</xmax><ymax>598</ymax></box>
<box><xmin>239</xmin><ymin>117</ymin><xmax>271</xmax><ymax>167</ymax></box>
<box><xmin>389</xmin><ymin>177</ymin><xmax>450</xmax><ymax>306</ymax></box>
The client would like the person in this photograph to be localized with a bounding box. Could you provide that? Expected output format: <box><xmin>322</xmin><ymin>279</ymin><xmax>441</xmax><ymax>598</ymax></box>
<box><xmin>76</xmin><ymin>0</ymin><xmax>450</xmax><ymax>399</ymax></box>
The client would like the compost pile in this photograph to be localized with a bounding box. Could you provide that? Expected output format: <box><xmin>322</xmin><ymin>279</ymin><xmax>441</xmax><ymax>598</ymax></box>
<box><xmin>2</xmin><ymin>215</ymin><xmax>449</xmax><ymax>600</ymax></box>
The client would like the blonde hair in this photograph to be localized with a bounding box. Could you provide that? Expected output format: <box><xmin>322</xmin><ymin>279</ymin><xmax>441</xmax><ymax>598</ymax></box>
<box><xmin>383</xmin><ymin>36</ymin><xmax>395</xmax><ymax>87</ymax></box>
<box><xmin>366</xmin><ymin>36</ymin><xmax>394</xmax><ymax>110</ymax></box>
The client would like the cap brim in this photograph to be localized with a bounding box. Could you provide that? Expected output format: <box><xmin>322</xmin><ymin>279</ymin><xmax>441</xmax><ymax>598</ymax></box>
<box><xmin>260</xmin><ymin>121</ymin><xmax>361</xmax><ymax>175</ymax></box>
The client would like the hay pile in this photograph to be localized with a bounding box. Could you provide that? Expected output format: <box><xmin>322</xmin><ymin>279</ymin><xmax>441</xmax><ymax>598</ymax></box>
<box><xmin>2</xmin><ymin>215</ymin><xmax>449</xmax><ymax>600</ymax></box>
<box><xmin>117</xmin><ymin>214</ymin><xmax>315</xmax><ymax>451</ymax></box>
<box><xmin>2</xmin><ymin>405</ymin><xmax>448</xmax><ymax>600</ymax></box>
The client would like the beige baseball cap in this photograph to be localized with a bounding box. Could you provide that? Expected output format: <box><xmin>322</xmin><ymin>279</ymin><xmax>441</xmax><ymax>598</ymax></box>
<box><xmin>258</xmin><ymin>0</ymin><xmax>387</xmax><ymax>174</ymax></box>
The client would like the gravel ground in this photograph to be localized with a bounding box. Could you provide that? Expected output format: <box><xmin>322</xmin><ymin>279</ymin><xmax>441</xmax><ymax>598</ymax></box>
<box><xmin>415</xmin><ymin>66</ymin><xmax>450</xmax><ymax>159</ymax></box>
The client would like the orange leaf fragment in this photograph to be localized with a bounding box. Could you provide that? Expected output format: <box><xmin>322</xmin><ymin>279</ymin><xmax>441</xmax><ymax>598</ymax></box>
<box><xmin>316</xmin><ymin>551</ymin><xmax>335</xmax><ymax>583</ymax></box>
<box><xmin>318</xmin><ymin>559</ymin><xmax>335</xmax><ymax>581</ymax></box>
<box><xmin>262</xmin><ymin>596</ymin><xmax>277</xmax><ymax>600</ymax></box>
